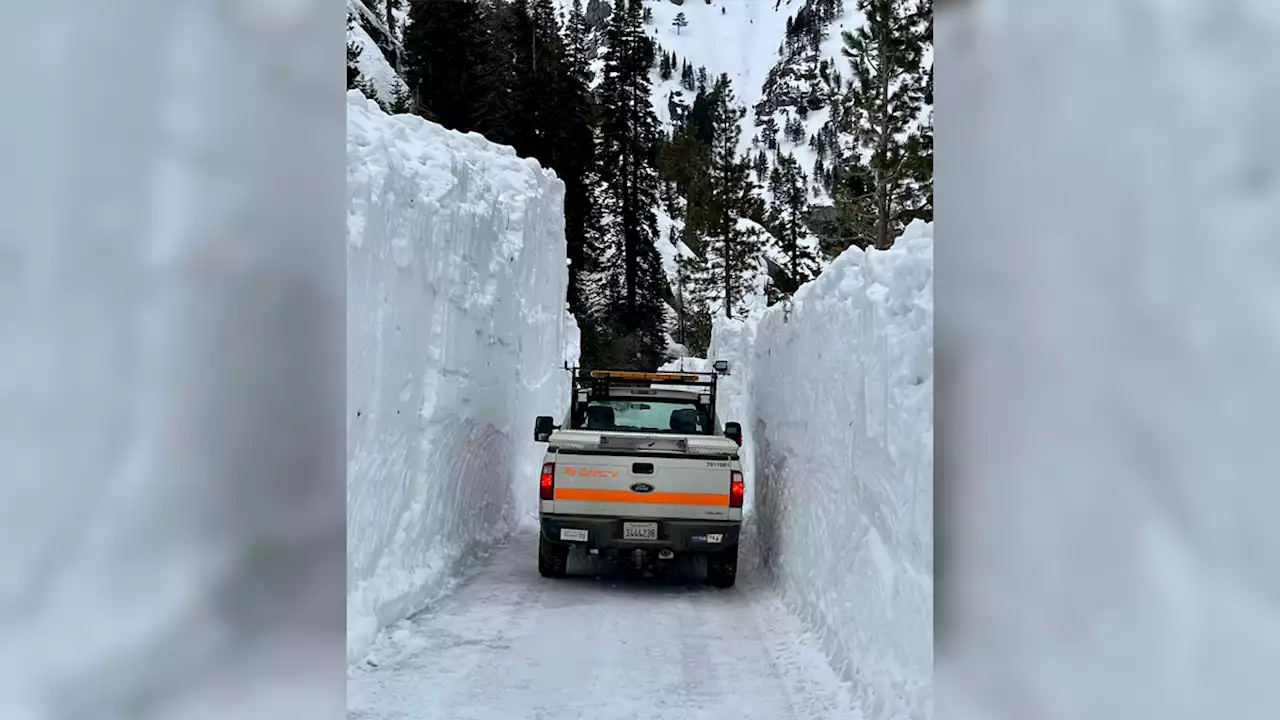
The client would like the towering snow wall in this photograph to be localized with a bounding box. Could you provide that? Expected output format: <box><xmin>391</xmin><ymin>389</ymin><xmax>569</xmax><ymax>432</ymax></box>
<box><xmin>346</xmin><ymin>91</ymin><xmax>579</xmax><ymax>665</ymax></box>
<box><xmin>711</xmin><ymin>221</ymin><xmax>934</xmax><ymax>719</ymax></box>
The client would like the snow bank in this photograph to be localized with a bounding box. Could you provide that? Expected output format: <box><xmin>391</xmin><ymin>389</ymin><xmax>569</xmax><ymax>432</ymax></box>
<box><xmin>707</xmin><ymin>221</ymin><xmax>933</xmax><ymax>718</ymax></box>
<box><xmin>346</xmin><ymin>91</ymin><xmax>578</xmax><ymax>665</ymax></box>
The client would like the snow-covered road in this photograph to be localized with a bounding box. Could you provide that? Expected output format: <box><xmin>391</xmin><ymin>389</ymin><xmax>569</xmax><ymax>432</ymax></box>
<box><xmin>347</xmin><ymin>526</ymin><xmax>858</xmax><ymax>720</ymax></box>
<box><xmin>346</xmin><ymin>94</ymin><xmax>931</xmax><ymax>719</ymax></box>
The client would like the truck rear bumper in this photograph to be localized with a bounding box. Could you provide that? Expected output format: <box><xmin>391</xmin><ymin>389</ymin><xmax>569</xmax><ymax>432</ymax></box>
<box><xmin>540</xmin><ymin>514</ymin><xmax>740</xmax><ymax>552</ymax></box>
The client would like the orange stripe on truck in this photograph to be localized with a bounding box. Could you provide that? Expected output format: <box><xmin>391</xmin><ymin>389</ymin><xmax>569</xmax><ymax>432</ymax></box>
<box><xmin>553</xmin><ymin>488</ymin><xmax>729</xmax><ymax>506</ymax></box>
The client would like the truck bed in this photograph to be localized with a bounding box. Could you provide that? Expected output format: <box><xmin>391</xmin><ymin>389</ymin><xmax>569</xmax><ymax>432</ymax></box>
<box><xmin>542</xmin><ymin>429</ymin><xmax>742</xmax><ymax>522</ymax></box>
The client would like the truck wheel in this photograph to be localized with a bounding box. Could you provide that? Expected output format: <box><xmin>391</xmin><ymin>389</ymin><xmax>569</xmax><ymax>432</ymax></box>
<box><xmin>538</xmin><ymin>536</ymin><xmax>569</xmax><ymax>578</ymax></box>
<box><xmin>706</xmin><ymin>547</ymin><xmax>738</xmax><ymax>588</ymax></box>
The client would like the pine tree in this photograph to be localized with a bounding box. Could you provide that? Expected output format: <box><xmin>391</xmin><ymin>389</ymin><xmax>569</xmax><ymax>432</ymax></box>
<box><xmin>402</xmin><ymin>0</ymin><xmax>484</xmax><ymax>131</ymax></box>
<box><xmin>667</xmin><ymin>91</ymin><xmax>682</xmax><ymax>123</ymax></box>
<box><xmin>675</xmin><ymin>250</ymin><xmax>712</xmax><ymax>355</ymax></box>
<box><xmin>834</xmin><ymin>0</ymin><xmax>931</xmax><ymax>249</ymax></box>
<box><xmin>903</xmin><ymin>6</ymin><xmax>934</xmax><ymax>225</ymax></box>
<box><xmin>672</xmin><ymin>12</ymin><xmax>688</xmax><ymax>35</ymax></box>
<box><xmin>901</xmin><ymin>105</ymin><xmax>932</xmax><ymax>224</ymax></box>
<box><xmin>386</xmin><ymin>81</ymin><xmax>412</xmax><ymax>115</ymax></box>
<box><xmin>784</xmin><ymin>115</ymin><xmax>805</xmax><ymax>144</ymax></box>
<box><xmin>497</xmin><ymin>0</ymin><xmax>543</xmax><ymax>157</ymax></box>
<box><xmin>671</xmin><ymin>230</ymin><xmax>689</xmax><ymax>348</ymax></box>
<box><xmin>680</xmin><ymin>62</ymin><xmax>695</xmax><ymax>91</ymax></box>
<box><xmin>524</xmin><ymin>0</ymin><xmax>574</xmax><ymax>163</ymax></box>
<box><xmin>688</xmin><ymin>74</ymin><xmax>765</xmax><ymax>319</ymax></box>
<box><xmin>687</xmin><ymin>87</ymin><xmax>715</xmax><ymax>145</ymax></box>
<box><xmin>566</xmin><ymin>0</ymin><xmax>597</xmax><ymax>85</ymax></box>
<box><xmin>560</xmin><ymin>0</ymin><xmax>606</xmax><ymax>340</ymax></box>
<box><xmin>754</xmin><ymin>148</ymin><xmax>769</xmax><ymax>181</ymax></box>
<box><xmin>594</xmin><ymin>0</ymin><xmax>669</xmax><ymax>368</ymax></box>
<box><xmin>383</xmin><ymin>0</ymin><xmax>402</xmax><ymax>71</ymax></box>
<box><xmin>470</xmin><ymin>0</ymin><xmax>522</xmax><ymax>146</ymax></box>
<box><xmin>767</xmin><ymin>153</ymin><xmax>820</xmax><ymax>300</ymax></box>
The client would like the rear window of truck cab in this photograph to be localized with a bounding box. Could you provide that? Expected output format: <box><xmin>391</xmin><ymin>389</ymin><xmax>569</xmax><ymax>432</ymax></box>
<box><xmin>571</xmin><ymin>398</ymin><xmax>713</xmax><ymax>435</ymax></box>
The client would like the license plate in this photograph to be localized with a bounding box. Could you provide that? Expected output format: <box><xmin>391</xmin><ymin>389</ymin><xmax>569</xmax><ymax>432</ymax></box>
<box><xmin>560</xmin><ymin>528</ymin><xmax>588</xmax><ymax>542</ymax></box>
<box><xmin>622</xmin><ymin>522</ymin><xmax>658</xmax><ymax>540</ymax></box>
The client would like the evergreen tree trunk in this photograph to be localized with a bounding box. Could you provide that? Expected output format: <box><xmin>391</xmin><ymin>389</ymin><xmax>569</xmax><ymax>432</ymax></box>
<box><xmin>677</xmin><ymin>270</ymin><xmax>686</xmax><ymax>346</ymax></box>
<box><xmin>785</xmin><ymin>185</ymin><xmax>794</xmax><ymax>284</ymax></box>
<box><xmin>722</xmin><ymin>212</ymin><xmax>732</xmax><ymax>318</ymax></box>
<box><xmin>875</xmin><ymin>32</ymin><xmax>891</xmax><ymax>250</ymax></box>
<box><xmin>384</xmin><ymin>0</ymin><xmax>398</xmax><ymax>71</ymax></box>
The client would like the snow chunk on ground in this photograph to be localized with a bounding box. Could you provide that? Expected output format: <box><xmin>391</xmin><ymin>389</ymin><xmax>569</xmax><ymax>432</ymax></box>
<box><xmin>689</xmin><ymin>221</ymin><xmax>933</xmax><ymax>719</ymax></box>
<box><xmin>346</xmin><ymin>91</ymin><xmax>579</xmax><ymax>666</ymax></box>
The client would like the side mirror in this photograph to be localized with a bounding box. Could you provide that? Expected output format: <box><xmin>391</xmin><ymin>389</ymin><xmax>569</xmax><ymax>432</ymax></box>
<box><xmin>724</xmin><ymin>421</ymin><xmax>742</xmax><ymax>446</ymax></box>
<box><xmin>713</xmin><ymin>359</ymin><xmax>730</xmax><ymax>374</ymax></box>
<box><xmin>534</xmin><ymin>415</ymin><xmax>555</xmax><ymax>442</ymax></box>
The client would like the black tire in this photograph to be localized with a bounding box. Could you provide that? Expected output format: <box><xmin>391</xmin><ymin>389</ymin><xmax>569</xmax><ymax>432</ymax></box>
<box><xmin>538</xmin><ymin>536</ymin><xmax>569</xmax><ymax>578</ymax></box>
<box><xmin>706</xmin><ymin>546</ymin><xmax>738</xmax><ymax>588</ymax></box>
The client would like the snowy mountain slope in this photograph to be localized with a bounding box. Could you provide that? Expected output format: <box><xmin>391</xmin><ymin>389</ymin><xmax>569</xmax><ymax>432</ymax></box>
<box><xmin>559</xmin><ymin>0</ymin><xmax>859</xmax><ymax>196</ymax></box>
<box><xmin>573</xmin><ymin>0</ymin><xmax>875</xmax><ymax>318</ymax></box>
<box><xmin>641</xmin><ymin>0</ymin><xmax>869</xmax><ymax>205</ymax></box>
<box><xmin>349</xmin><ymin>0</ymin><xmax>402</xmax><ymax>54</ymax></box>
<box><xmin>348</xmin><ymin>21</ymin><xmax>408</xmax><ymax>107</ymax></box>
<box><xmin>348</xmin><ymin>0</ymin><xmax>408</xmax><ymax>109</ymax></box>
<box><xmin>642</xmin><ymin>0</ymin><xmax>796</xmax><ymax>147</ymax></box>
<box><xmin>564</xmin><ymin>0</ymin><xmax>918</xmax><ymax>348</ymax></box>
<box><xmin>761</xmin><ymin>7</ymin><xmax>866</xmax><ymax>204</ymax></box>
<box><xmin>639</xmin><ymin>0</ymin><xmax>832</xmax><ymax>326</ymax></box>
<box><xmin>347</xmin><ymin>90</ymin><xmax>579</xmax><ymax>665</ymax></box>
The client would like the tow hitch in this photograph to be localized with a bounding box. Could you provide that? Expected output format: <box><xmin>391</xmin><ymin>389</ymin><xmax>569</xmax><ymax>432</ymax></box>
<box><xmin>630</xmin><ymin>548</ymin><xmax>675</xmax><ymax>571</ymax></box>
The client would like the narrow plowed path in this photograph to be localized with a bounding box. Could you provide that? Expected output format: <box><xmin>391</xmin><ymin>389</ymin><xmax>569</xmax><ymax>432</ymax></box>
<box><xmin>348</xmin><ymin>528</ymin><xmax>858</xmax><ymax>720</ymax></box>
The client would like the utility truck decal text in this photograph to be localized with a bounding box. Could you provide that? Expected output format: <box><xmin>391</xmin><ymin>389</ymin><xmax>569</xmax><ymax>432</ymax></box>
<box><xmin>563</xmin><ymin>467</ymin><xmax>619</xmax><ymax>479</ymax></box>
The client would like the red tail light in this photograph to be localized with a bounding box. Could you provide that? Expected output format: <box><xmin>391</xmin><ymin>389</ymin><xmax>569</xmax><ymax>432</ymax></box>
<box><xmin>729</xmin><ymin>470</ymin><xmax>744</xmax><ymax>508</ymax></box>
<box><xmin>540</xmin><ymin>462</ymin><xmax>555</xmax><ymax>501</ymax></box>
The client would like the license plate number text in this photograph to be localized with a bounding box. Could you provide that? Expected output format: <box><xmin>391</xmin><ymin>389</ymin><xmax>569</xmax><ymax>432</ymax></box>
<box><xmin>622</xmin><ymin>522</ymin><xmax>658</xmax><ymax>540</ymax></box>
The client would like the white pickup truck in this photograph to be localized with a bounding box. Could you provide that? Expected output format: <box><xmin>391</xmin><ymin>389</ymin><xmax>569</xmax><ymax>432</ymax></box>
<box><xmin>532</xmin><ymin>363</ymin><xmax>745</xmax><ymax>587</ymax></box>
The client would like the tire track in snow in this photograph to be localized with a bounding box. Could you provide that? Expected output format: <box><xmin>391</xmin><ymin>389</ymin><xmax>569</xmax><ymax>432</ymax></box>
<box><xmin>348</xmin><ymin>530</ymin><xmax>861</xmax><ymax>720</ymax></box>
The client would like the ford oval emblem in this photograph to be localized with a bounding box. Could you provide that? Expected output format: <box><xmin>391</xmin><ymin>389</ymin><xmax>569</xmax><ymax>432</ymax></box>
<box><xmin>630</xmin><ymin>482</ymin><xmax>655</xmax><ymax>494</ymax></box>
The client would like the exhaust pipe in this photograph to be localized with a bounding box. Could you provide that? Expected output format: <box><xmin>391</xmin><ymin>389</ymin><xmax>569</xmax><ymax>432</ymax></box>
<box><xmin>657</xmin><ymin>548</ymin><xmax>674</xmax><ymax>560</ymax></box>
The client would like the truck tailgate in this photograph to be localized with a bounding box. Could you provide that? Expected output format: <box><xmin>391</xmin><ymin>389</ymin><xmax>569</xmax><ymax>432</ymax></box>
<box><xmin>549</xmin><ymin>452</ymin><xmax>736</xmax><ymax>520</ymax></box>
